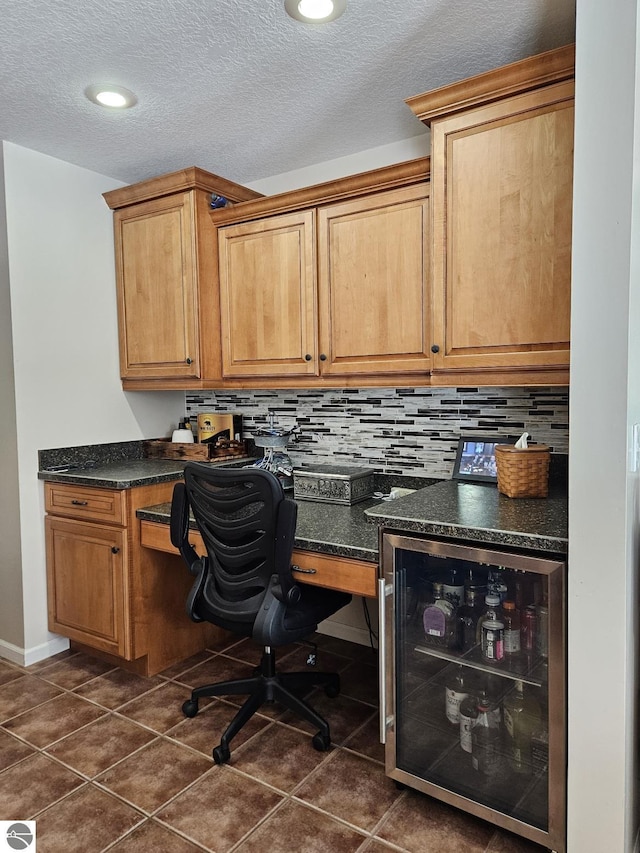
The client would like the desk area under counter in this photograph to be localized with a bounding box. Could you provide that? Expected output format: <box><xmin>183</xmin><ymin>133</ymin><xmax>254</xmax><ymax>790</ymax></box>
<box><xmin>39</xmin><ymin>448</ymin><xmax>400</xmax><ymax>675</ymax></box>
<box><xmin>137</xmin><ymin>496</ymin><xmax>382</xmax><ymax>599</ymax></box>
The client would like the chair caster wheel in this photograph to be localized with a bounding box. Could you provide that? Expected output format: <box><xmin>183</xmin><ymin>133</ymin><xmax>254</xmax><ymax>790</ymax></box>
<box><xmin>324</xmin><ymin>679</ymin><xmax>340</xmax><ymax>699</ymax></box>
<box><xmin>182</xmin><ymin>699</ymin><xmax>199</xmax><ymax>718</ymax></box>
<box><xmin>213</xmin><ymin>744</ymin><xmax>230</xmax><ymax>765</ymax></box>
<box><xmin>312</xmin><ymin>731</ymin><xmax>331</xmax><ymax>752</ymax></box>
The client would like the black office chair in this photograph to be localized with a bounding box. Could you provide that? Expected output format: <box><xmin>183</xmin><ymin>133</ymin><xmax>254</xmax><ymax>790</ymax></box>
<box><xmin>170</xmin><ymin>463</ymin><xmax>352</xmax><ymax>764</ymax></box>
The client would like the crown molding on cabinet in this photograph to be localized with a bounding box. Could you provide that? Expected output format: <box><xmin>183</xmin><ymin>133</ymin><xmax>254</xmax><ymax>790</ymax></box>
<box><xmin>103</xmin><ymin>166</ymin><xmax>263</xmax><ymax>210</ymax></box>
<box><xmin>208</xmin><ymin>157</ymin><xmax>430</xmax><ymax>226</ymax></box>
<box><xmin>406</xmin><ymin>43</ymin><xmax>575</xmax><ymax>126</ymax></box>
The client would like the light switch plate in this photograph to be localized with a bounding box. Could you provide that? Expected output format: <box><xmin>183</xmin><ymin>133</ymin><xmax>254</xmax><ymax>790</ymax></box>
<box><xmin>632</xmin><ymin>424</ymin><xmax>640</xmax><ymax>472</ymax></box>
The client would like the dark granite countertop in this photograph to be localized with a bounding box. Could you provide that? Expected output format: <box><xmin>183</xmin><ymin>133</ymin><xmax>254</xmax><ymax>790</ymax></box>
<box><xmin>365</xmin><ymin>479</ymin><xmax>568</xmax><ymax>554</ymax></box>
<box><xmin>39</xmin><ymin>442</ymin><xmax>568</xmax><ymax>560</ymax></box>
<box><xmin>38</xmin><ymin>459</ymin><xmax>192</xmax><ymax>489</ymax></box>
<box><xmin>38</xmin><ymin>441</ymin><xmax>254</xmax><ymax>489</ymax></box>
<box><xmin>137</xmin><ymin>497</ymin><xmax>382</xmax><ymax>563</ymax></box>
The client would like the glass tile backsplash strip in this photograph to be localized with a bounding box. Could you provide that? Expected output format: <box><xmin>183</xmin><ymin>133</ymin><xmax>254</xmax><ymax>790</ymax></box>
<box><xmin>185</xmin><ymin>387</ymin><xmax>569</xmax><ymax>480</ymax></box>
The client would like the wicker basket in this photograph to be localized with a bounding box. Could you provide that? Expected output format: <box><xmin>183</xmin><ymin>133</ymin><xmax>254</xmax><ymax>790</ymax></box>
<box><xmin>495</xmin><ymin>444</ymin><xmax>550</xmax><ymax>498</ymax></box>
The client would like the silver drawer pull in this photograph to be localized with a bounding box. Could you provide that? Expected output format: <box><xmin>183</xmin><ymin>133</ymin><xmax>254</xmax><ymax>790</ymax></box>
<box><xmin>71</xmin><ymin>500</ymin><xmax>88</xmax><ymax>506</ymax></box>
<box><xmin>291</xmin><ymin>564</ymin><xmax>317</xmax><ymax>575</ymax></box>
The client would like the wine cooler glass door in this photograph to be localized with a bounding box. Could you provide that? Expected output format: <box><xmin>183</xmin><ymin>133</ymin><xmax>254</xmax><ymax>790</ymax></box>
<box><xmin>382</xmin><ymin>533</ymin><xmax>565</xmax><ymax>852</ymax></box>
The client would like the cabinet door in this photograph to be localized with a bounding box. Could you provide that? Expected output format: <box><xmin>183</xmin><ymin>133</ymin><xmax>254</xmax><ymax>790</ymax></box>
<box><xmin>45</xmin><ymin>517</ymin><xmax>130</xmax><ymax>658</ymax></box>
<box><xmin>218</xmin><ymin>210</ymin><xmax>317</xmax><ymax>378</ymax></box>
<box><xmin>318</xmin><ymin>185</ymin><xmax>431</xmax><ymax>376</ymax></box>
<box><xmin>114</xmin><ymin>193</ymin><xmax>200</xmax><ymax>379</ymax></box>
<box><xmin>430</xmin><ymin>81</ymin><xmax>574</xmax><ymax>376</ymax></box>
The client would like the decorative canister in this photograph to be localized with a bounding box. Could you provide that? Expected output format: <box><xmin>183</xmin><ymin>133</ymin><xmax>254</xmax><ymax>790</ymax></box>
<box><xmin>197</xmin><ymin>413</ymin><xmax>242</xmax><ymax>444</ymax></box>
<box><xmin>292</xmin><ymin>464</ymin><xmax>376</xmax><ymax>505</ymax></box>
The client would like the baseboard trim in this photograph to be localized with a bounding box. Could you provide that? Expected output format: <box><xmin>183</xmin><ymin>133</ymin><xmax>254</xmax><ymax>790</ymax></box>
<box><xmin>317</xmin><ymin>618</ymin><xmax>373</xmax><ymax>648</ymax></box>
<box><xmin>0</xmin><ymin>636</ymin><xmax>70</xmax><ymax>667</ymax></box>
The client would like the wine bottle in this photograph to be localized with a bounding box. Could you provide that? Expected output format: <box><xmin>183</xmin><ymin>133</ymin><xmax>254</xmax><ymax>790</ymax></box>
<box><xmin>503</xmin><ymin>681</ymin><xmax>541</xmax><ymax>773</ymax></box>
<box><xmin>472</xmin><ymin>693</ymin><xmax>501</xmax><ymax>775</ymax></box>
<box><xmin>459</xmin><ymin>693</ymin><xmax>479</xmax><ymax>753</ymax></box>
<box><xmin>445</xmin><ymin>665</ymin><xmax>469</xmax><ymax>725</ymax></box>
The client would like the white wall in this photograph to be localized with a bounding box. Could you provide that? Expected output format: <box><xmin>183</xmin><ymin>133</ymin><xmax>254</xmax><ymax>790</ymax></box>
<box><xmin>247</xmin><ymin>135</ymin><xmax>429</xmax><ymax>195</ymax></box>
<box><xmin>1</xmin><ymin>142</ymin><xmax>184</xmax><ymax>663</ymax></box>
<box><xmin>569</xmin><ymin>2</ymin><xmax>639</xmax><ymax>850</ymax></box>
<box><xmin>0</xmin><ymin>146</ymin><xmax>23</xmax><ymax>651</ymax></box>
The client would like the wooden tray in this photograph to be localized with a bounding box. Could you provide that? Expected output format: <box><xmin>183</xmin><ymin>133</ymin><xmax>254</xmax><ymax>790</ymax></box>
<box><xmin>143</xmin><ymin>438</ymin><xmax>248</xmax><ymax>461</ymax></box>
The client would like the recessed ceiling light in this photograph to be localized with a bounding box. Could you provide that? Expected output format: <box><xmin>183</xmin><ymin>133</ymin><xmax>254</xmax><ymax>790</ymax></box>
<box><xmin>85</xmin><ymin>84</ymin><xmax>138</xmax><ymax>109</ymax></box>
<box><xmin>284</xmin><ymin>0</ymin><xmax>346</xmax><ymax>23</ymax></box>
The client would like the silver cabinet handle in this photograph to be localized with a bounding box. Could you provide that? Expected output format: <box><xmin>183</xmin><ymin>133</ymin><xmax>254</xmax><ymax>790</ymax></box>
<box><xmin>378</xmin><ymin>577</ymin><xmax>387</xmax><ymax>744</ymax></box>
<box><xmin>71</xmin><ymin>499</ymin><xmax>88</xmax><ymax>506</ymax></box>
<box><xmin>291</xmin><ymin>564</ymin><xmax>317</xmax><ymax>575</ymax></box>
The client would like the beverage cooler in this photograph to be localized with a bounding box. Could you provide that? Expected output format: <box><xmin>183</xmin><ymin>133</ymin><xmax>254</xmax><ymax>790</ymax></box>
<box><xmin>378</xmin><ymin>533</ymin><xmax>566</xmax><ymax>852</ymax></box>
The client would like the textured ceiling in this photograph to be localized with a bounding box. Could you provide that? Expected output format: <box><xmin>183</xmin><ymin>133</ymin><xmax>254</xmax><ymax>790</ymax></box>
<box><xmin>0</xmin><ymin>0</ymin><xmax>576</xmax><ymax>186</ymax></box>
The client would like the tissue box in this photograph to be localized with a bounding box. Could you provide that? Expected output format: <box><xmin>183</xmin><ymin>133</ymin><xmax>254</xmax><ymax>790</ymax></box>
<box><xmin>293</xmin><ymin>465</ymin><xmax>376</xmax><ymax>505</ymax></box>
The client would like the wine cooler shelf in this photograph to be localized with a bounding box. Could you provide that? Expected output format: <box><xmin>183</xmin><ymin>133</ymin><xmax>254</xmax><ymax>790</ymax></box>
<box><xmin>413</xmin><ymin>640</ymin><xmax>549</xmax><ymax>688</ymax></box>
<box><xmin>381</xmin><ymin>532</ymin><xmax>566</xmax><ymax>852</ymax></box>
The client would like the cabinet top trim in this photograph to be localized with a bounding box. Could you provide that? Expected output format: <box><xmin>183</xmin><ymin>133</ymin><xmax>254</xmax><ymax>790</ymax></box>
<box><xmin>406</xmin><ymin>43</ymin><xmax>575</xmax><ymax>126</ymax></box>
<box><xmin>103</xmin><ymin>166</ymin><xmax>263</xmax><ymax>210</ymax></box>
<box><xmin>208</xmin><ymin>156</ymin><xmax>430</xmax><ymax>226</ymax></box>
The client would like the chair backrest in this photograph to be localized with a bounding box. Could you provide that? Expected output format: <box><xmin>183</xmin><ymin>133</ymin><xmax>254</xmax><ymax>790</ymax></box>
<box><xmin>176</xmin><ymin>464</ymin><xmax>298</xmax><ymax>629</ymax></box>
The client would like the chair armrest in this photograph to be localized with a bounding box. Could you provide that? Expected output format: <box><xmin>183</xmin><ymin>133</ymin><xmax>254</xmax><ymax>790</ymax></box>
<box><xmin>170</xmin><ymin>482</ymin><xmax>200</xmax><ymax>574</ymax></box>
<box><xmin>271</xmin><ymin>498</ymin><xmax>301</xmax><ymax>604</ymax></box>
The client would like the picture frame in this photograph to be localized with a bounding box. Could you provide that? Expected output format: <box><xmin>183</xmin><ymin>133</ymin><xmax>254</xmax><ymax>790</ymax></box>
<box><xmin>452</xmin><ymin>435</ymin><xmax>506</xmax><ymax>484</ymax></box>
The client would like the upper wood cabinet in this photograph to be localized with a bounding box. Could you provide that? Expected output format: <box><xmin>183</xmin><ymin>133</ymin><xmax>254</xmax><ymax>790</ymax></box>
<box><xmin>215</xmin><ymin>160</ymin><xmax>431</xmax><ymax>385</ymax></box>
<box><xmin>218</xmin><ymin>210</ymin><xmax>318</xmax><ymax>378</ymax></box>
<box><xmin>105</xmin><ymin>46</ymin><xmax>574</xmax><ymax>390</ymax></box>
<box><xmin>104</xmin><ymin>168</ymin><xmax>262</xmax><ymax>388</ymax></box>
<box><xmin>318</xmin><ymin>185</ymin><xmax>430</xmax><ymax>377</ymax></box>
<box><xmin>407</xmin><ymin>44</ymin><xmax>574</xmax><ymax>386</ymax></box>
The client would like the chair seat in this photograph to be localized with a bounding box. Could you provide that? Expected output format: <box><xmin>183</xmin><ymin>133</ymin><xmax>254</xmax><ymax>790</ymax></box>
<box><xmin>283</xmin><ymin>586</ymin><xmax>352</xmax><ymax>634</ymax></box>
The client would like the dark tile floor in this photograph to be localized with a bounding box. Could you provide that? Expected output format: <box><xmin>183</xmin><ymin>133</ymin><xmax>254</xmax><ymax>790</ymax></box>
<box><xmin>0</xmin><ymin>635</ymin><xmax>548</xmax><ymax>852</ymax></box>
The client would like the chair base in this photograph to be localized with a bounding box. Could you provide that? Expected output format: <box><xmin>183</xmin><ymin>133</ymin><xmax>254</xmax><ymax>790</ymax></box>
<box><xmin>182</xmin><ymin>646</ymin><xmax>340</xmax><ymax>764</ymax></box>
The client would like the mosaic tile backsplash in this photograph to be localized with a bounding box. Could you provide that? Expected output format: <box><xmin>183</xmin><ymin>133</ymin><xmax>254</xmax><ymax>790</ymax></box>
<box><xmin>185</xmin><ymin>387</ymin><xmax>569</xmax><ymax>480</ymax></box>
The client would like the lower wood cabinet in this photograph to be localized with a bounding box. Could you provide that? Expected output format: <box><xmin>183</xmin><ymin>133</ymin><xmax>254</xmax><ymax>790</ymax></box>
<box><xmin>46</xmin><ymin>517</ymin><xmax>129</xmax><ymax>657</ymax></box>
<box><xmin>44</xmin><ymin>481</ymin><xmax>223</xmax><ymax>676</ymax></box>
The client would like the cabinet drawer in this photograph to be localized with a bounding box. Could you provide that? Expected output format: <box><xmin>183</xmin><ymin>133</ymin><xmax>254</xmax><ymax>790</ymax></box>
<box><xmin>291</xmin><ymin>549</ymin><xmax>378</xmax><ymax>598</ymax></box>
<box><xmin>139</xmin><ymin>522</ymin><xmax>378</xmax><ymax>597</ymax></box>
<box><xmin>45</xmin><ymin>482</ymin><xmax>125</xmax><ymax>525</ymax></box>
